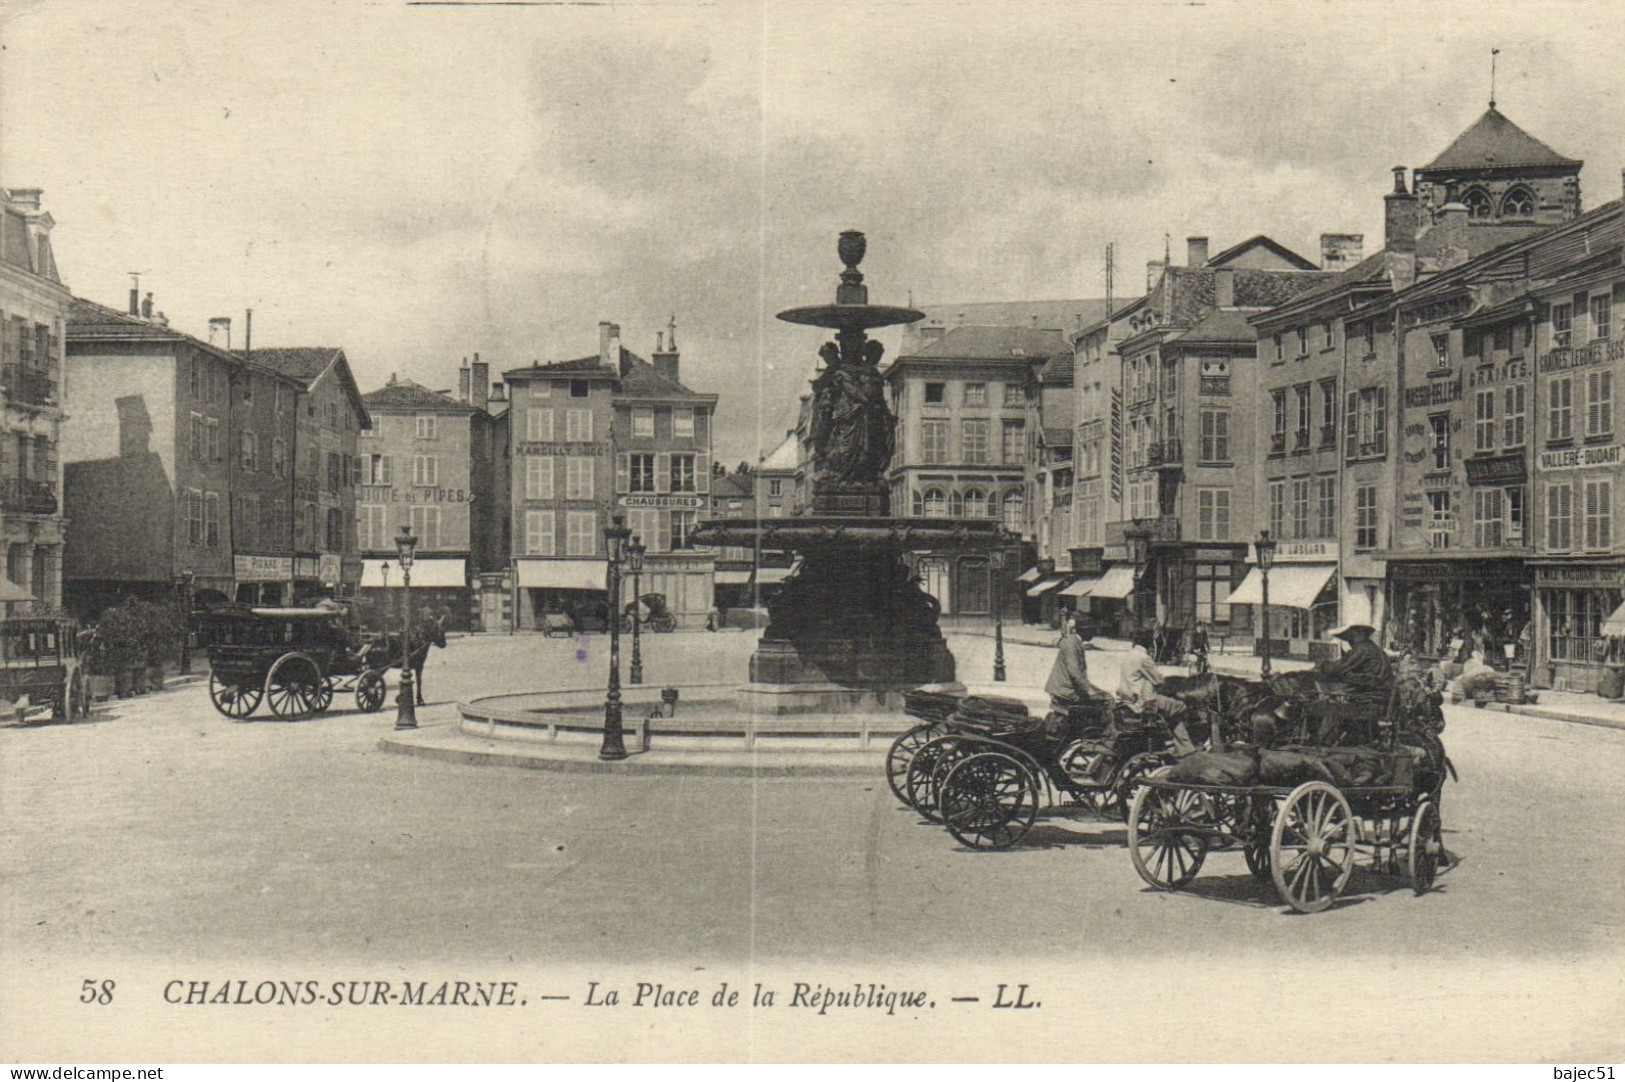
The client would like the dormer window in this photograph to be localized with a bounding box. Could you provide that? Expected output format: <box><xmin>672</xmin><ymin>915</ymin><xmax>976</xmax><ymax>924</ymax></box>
<box><xmin>1501</xmin><ymin>187</ymin><xmax>1535</xmax><ymax>218</ymax></box>
<box><xmin>1462</xmin><ymin>189</ymin><xmax>1493</xmax><ymax>219</ymax></box>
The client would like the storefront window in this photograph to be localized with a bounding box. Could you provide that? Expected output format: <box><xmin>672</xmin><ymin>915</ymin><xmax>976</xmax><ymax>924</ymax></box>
<box><xmin>1545</xmin><ymin>588</ymin><xmax>1617</xmax><ymax>663</ymax></box>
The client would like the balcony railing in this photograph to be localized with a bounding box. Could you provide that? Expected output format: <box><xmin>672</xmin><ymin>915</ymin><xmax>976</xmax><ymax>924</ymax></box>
<box><xmin>0</xmin><ymin>478</ymin><xmax>58</xmax><ymax>515</ymax></box>
<box><xmin>1</xmin><ymin>365</ymin><xmax>58</xmax><ymax>408</ymax></box>
<box><xmin>1148</xmin><ymin>438</ymin><xmax>1183</xmax><ymax>469</ymax></box>
<box><xmin>1199</xmin><ymin>375</ymin><xmax>1230</xmax><ymax>395</ymax></box>
<box><xmin>1269</xmin><ymin>432</ymin><xmax>1286</xmax><ymax>455</ymax></box>
<box><xmin>1126</xmin><ymin>515</ymin><xmax>1181</xmax><ymax>543</ymax></box>
<box><xmin>1319</xmin><ymin>423</ymin><xmax>1337</xmax><ymax>448</ymax></box>
<box><xmin>1293</xmin><ymin>429</ymin><xmax>1311</xmax><ymax>451</ymax></box>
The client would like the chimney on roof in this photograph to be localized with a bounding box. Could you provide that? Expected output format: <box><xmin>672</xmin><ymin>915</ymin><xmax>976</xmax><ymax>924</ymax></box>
<box><xmin>653</xmin><ymin>316</ymin><xmax>681</xmax><ymax>385</ymax></box>
<box><xmin>599</xmin><ymin>321</ymin><xmax>622</xmax><ymax>373</ymax></box>
<box><xmin>472</xmin><ymin>353</ymin><xmax>489</xmax><ymax>413</ymax></box>
<box><xmin>458</xmin><ymin>357</ymin><xmax>471</xmax><ymax>403</ymax></box>
<box><xmin>1215</xmin><ymin>268</ymin><xmax>1235</xmax><ymax>308</ymax></box>
<box><xmin>7</xmin><ymin>187</ymin><xmax>41</xmax><ymax>211</ymax></box>
<box><xmin>1385</xmin><ymin>166</ymin><xmax>1419</xmax><ymax>253</ymax></box>
<box><xmin>1320</xmin><ymin>234</ymin><xmax>1364</xmax><ymax>272</ymax></box>
<box><xmin>208</xmin><ymin>317</ymin><xmax>232</xmax><ymax>349</ymax></box>
<box><xmin>141</xmin><ymin>292</ymin><xmax>154</xmax><ymax>319</ymax></box>
<box><xmin>1432</xmin><ymin>203</ymin><xmax>1471</xmax><ymax>271</ymax></box>
<box><xmin>1187</xmin><ymin>236</ymin><xmax>1209</xmax><ymax>267</ymax></box>
<box><xmin>1146</xmin><ymin>260</ymin><xmax>1165</xmax><ymax>292</ymax></box>
<box><xmin>491</xmin><ymin>382</ymin><xmax>506</xmax><ymax>403</ymax></box>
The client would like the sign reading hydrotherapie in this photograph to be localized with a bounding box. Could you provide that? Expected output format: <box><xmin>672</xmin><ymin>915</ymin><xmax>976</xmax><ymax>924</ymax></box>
<box><xmin>618</xmin><ymin>495</ymin><xmax>706</xmax><ymax>509</ymax></box>
<box><xmin>1539</xmin><ymin>444</ymin><xmax>1623</xmax><ymax>471</ymax></box>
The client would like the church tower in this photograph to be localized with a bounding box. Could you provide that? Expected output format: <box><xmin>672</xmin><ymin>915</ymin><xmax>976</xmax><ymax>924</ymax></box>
<box><xmin>1412</xmin><ymin>106</ymin><xmax>1583</xmax><ymax>233</ymax></box>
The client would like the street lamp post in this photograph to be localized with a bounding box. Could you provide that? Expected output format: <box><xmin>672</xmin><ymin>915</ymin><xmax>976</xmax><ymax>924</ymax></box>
<box><xmin>394</xmin><ymin>525</ymin><xmax>419</xmax><ymax>730</ymax></box>
<box><xmin>990</xmin><ymin>549</ymin><xmax>1007</xmax><ymax>682</ymax></box>
<box><xmin>177</xmin><ymin>570</ymin><xmax>194</xmax><ymax>675</ymax></box>
<box><xmin>1256</xmin><ymin>530</ymin><xmax>1277</xmax><ymax>679</ymax></box>
<box><xmin>627</xmin><ymin>535</ymin><xmax>645</xmax><ymax>685</ymax></box>
<box><xmin>1127</xmin><ymin>533</ymin><xmax>1148</xmax><ymax>633</ymax></box>
<box><xmin>600</xmin><ymin>513</ymin><xmax>632</xmax><ymax>761</ymax></box>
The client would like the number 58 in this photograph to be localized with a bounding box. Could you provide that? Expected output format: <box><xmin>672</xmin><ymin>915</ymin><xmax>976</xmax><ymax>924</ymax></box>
<box><xmin>80</xmin><ymin>979</ymin><xmax>115</xmax><ymax>1005</ymax></box>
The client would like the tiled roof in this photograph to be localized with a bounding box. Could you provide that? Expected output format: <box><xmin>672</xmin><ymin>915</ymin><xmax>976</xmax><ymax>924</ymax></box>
<box><xmin>503</xmin><ymin>353</ymin><xmax>619</xmax><ymax>380</ymax></box>
<box><xmin>242</xmin><ymin>347</ymin><xmax>344</xmax><ymax>384</ymax></box>
<box><xmin>902</xmin><ymin>324</ymin><xmax>1070</xmax><ymax>362</ymax></box>
<box><xmin>1420</xmin><ymin>107</ymin><xmax>1581</xmax><ymax>173</ymax></box>
<box><xmin>619</xmin><ymin>353</ymin><xmax>711</xmax><ymax>400</ymax></box>
<box><xmin>1171</xmin><ymin>307</ymin><xmax>1259</xmax><ymax>345</ymax></box>
<box><xmin>710</xmin><ymin>473</ymin><xmax>754</xmax><ymax>500</ymax></box>
<box><xmin>1159</xmin><ymin>266</ymin><xmax>1334</xmax><ymax>326</ymax></box>
<box><xmin>1039</xmin><ymin>352</ymin><xmax>1074</xmax><ymax>385</ymax></box>
<box><xmin>68</xmin><ymin>296</ymin><xmax>240</xmax><ymax>362</ymax></box>
<box><xmin>1250</xmin><ymin>249</ymin><xmax>1396</xmax><ymax>326</ymax></box>
<box><xmin>1206</xmin><ymin>235</ymin><xmax>1320</xmax><ymax>271</ymax></box>
<box><xmin>759</xmin><ymin>433</ymin><xmax>800</xmax><ymax>472</ymax></box>
<box><xmin>362</xmin><ymin>378</ymin><xmax>479</xmax><ymax>413</ymax></box>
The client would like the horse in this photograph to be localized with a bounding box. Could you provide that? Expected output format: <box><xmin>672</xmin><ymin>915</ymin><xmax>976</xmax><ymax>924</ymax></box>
<box><xmin>369</xmin><ymin>615</ymin><xmax>447</xmax><ymax>705</ymax></box>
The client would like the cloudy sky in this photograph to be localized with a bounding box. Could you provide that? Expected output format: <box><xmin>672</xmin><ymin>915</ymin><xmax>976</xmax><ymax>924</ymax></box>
<box><xmin>2</xmin><ymin>0</ymin><xmax>1621</xmax><ymax>464</ymax></box>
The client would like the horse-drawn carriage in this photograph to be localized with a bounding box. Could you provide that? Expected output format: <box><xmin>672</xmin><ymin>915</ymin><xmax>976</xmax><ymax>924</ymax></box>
<box><xmin>0</xmin><ymin>617</ymin><xmax>88</xmax><ymax>722</ymax></box>
<box><xmin>198</xmin><ymin>603</ymin><xmax>397</xmax><ymax>719</ymax></box>
<box><xmin>620</xmin><ymin>593</ymin><xmax>677</xmax><ymax>634</ymax></box>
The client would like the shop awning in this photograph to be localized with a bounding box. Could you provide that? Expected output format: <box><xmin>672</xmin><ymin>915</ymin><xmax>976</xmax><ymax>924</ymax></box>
<box><xmin>756</xmin><ymin>564</ymin><xmax>798</xmax><ymax>585</ymax></box>
<box><xmin>1224</xmin><ymin>563</ymin><xmax>1337</xmax><ymax>610</ymax></box>
<box><xmin>1016</xmin><ymin>566</ymin><xmax>1043</xmax><ymax>585</ymax></box>
<box><xmin>1026</xmin><ymin>576</ymin><xmax>1066</xmax><ymax>598</ymax></box>
<box><xmin>1603</xmin><ymin>600</ymin><xmax>1625</xmax><ymax>638</ymax></box>
<box><xmin>1089</xmin><ymin>566</ymin><xmax>1138</xmax><ymax>599</ymax></box>
<box><xmin>714</xmin><ymin>569</ymin><xmax>753</xmax><ymax>586</ymax></box>
<box><xmin>1059</xmin><ymin>576</ymin><xmax>1100</xmax><ymax>598</ymax></box>
<box><xmin>514</xmin><ymin>559</ymin><xmax>608</xmax><ymax>591</ymax></box>
<box><xmin>0</xmin><ymin>576</ymin><xmax>36</xmax><ymax>603</ymax></box>
<box><xmin>361</xmin><ymin>558</ymin><xmax>467</xmax><ymax>589</ymax></box>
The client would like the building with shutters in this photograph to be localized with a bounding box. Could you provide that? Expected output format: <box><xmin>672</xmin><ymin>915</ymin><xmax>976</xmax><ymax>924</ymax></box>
<box><xmin>0</xmin><ymin>187</ymin><xmax>71</xmax><ymax>613</ymax></box>
<box><xmin>502</xmin><ymin>321</ymin><xmax>718</xmax><ymax>631</ymax></box>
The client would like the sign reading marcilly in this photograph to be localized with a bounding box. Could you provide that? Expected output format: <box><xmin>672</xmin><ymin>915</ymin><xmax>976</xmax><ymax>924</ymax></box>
<box><xmin>1539</xmin><ymin>444</ymin><xmax>1623</xmax><ymax>471</ymax></box>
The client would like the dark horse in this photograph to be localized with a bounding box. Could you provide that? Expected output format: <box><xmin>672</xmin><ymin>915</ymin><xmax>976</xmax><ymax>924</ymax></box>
<box><xmin>368</xmin><ymin>615</ymin><xmax>447</xmax><ymax>705</ymax></box>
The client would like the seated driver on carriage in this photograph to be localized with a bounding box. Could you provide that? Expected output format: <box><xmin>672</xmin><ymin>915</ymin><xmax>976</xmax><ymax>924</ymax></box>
<box><xmin>1311</xmin><ymin>623</ymin><xmax>1395</xmax><ymax>744</ymax></box>
<box><xmin>1117</xmin><ymin>630</ymin><xmax>1198</xmax><ymax>758</ymax></box>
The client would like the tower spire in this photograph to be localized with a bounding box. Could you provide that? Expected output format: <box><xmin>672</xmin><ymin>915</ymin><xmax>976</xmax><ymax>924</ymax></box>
<box><xmin>1490</xmin><ymin>47</ymin><xmax>1499</xmax><ymax>109</ymax></box>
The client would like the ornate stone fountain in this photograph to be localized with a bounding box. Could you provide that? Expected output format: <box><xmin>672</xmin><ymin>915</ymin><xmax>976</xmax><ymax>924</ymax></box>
<box><xmin>692</xmin><ymin>231</ymin><xmax>1008</xmax><ymax>714</ymax></box>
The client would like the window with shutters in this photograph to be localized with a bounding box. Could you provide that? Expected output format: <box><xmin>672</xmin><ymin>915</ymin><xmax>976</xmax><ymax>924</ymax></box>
<box><xmin>565</xmin><ymin>511</ymin><xmax>597</xmax><ymax>556</ymax></box>
<box><xmin>1003</xmin><ymin>383</ymin><xmax>1024</xmax><ymax>407</ymax></box>
<box><xmin>1197</xmin><ymin>488</ymin><xmax>1230</xmax><ymax>541</ymax></box>
<box><xmin>526</xmin><ymin>408</ymin><xmax>553</xmax><ymax>441</ymax></box>
<box><xmin>1503</xmin><ymin>384</ymin><xmax>1526</xmax><ymax>447</ymax></box>
<box><xmin>415</xmin><ymin>415</ymin><xmax>437</xmax><ymax>440</ymax></box>
<box><xmin>962</xmin><ymin>382</ymin><xmax>986</xmax><ymax>407</ymax></box>
<box><xmin>565</xmin><ymin>456</ymin><xmax>593</xmax><ymax>500</ymax></box>
<box><xmin>525</xmin><ymin>456</ymin><xmax>553</xmax><ymax>500</ymax></box>
<box><xmin>189</xmin><ymin>357</ymin><xmax>201</xmax><ymax>398</ymax></box>
<box><xmin>1002</xmin><ymin>490</ymin><xmax>1024</xmax><ymax>533</ymax></box>
<box><xmin>205</xmin><ymin>418</ymin><xmax>220</xmax><ymax>461</ymax></box>
<box><xmin>1473</xmin><ymin>488</ymin><xmax>1503</xmax><ymax>548</ymax></box>
<box><xmin>1194</xmin><ymin>562</ymin><xmax>1232</xmax><ymax>625</ymax></box>
<box><xmin>1548</xmin><ymin>376</ymin><xmax>1573</xmax><ymax>441</ymax></box>
<box><xmin>670</xmin><ymin>454</ymin><xmax>697</xmax><ymax>493</ymax></box>
<box><xmin>1590</xmin><ymin>294</ymin><xmax>1611</xmax><ymax>341</ymax></box>
<box><xmin>1001</xmin><ymin>420</ymin><xmax>1025</xmax><ymax>464</ymax></box>
<box><xmin>1355</xmin><ymin>486</ymin><xmax>1378</xmax><ymax>550</ymax></box>
<box><xmin>1474</xmin><ymin>389</ymin><xmax>1496</xmax><ymax>451</ymax></box>
<box><xmin>629</xmin><ymin>453</ymin><xmax>655</xmax><ymax>493</ymax></box>
<box><xmin>626</xmin><ymin>509</ymin><xmax>661</xmax><ymax>553</ymax></box>
<box><xmin>413</xmin><ymin>455</ymin><xmax>438</xmax><ymax>487</ymax></box>
<box><xmin>672</xmin><ymin>408</ymin><xmax>695</xmax><ymax>438</ymax></box>
<box><xmin>1585</xmin><ymin>370</ymin><xmax>1613</xmax><ymax>437</ymax></box>
<box><xmin>358</xmin><ymin>504</ymin><xmax>386</xmax><ymax>551</ymax></box>
<box><xmin>204</xmin><ymin>492</ymin><xmax>221</xmax><ymax>547</ymax></box>
<box><xmin>632</xmin><ymin>407</ymin><xmax>654</xmax><ymax>438</ymax></box>
<box><xmin>524</xmin><ymin>510</ymin><xmax>555</xmax><ymax>556</ymax></box>
<box><xmin>920</xmin><ymin>420</ymin><xmax>948</xmax><ymax>464</ymax></box>
<box><xmin>1290</xmin><ymin>478</ymin><xmax>1311</xmax><ymax>539</ymax></box>
<box><xmin>1584</xmin><ymin>479</ymin><xmax>1613</xmax><ymax>550</ymax></box>
<box><xmin>326</xmin><ymin>452</ymin><xmax>342</xmax><ymax>494</ymax></box>
<box><xmin>1551</xmin><ymin>303</ymin><xmax>1572</xmax><ymax>348</ymax></box>
<box><xmin>190</xmin><ymin>413</ymin><xmax>204</xmax><ymax>461</ymax></box>
<box><xmin>368</xmin><ymin>454</ymin><xmax>391</xmax><ymax>484</ymax></box>
<box><xmin>1316</xmin><ymin>476</ymin><xmax>1336</xmax><ymax>538</ymax></box>
<box><xmin>409</xmin><ymin>505</ymin><xmax>441</xmax><ymax>550</ymax></box>
<box><xmin>1319</xmin><ymin>380</ymin><xmax>1337</xmax><ymax>446</ymax></box>
<box><xmin>1429</xmin><ymin>333</ymin><xmax>1450</xmax><ymax>372</ymax></box>
<box><xmin>1199</xmin><ymin>407</ymin><xmax>1229</xmax><ymax>463</ymax></box>
<box><xmin>1546</xmin><ymin>483</ymin><xmax>1573</xmax><ymax>551</ymax></box>
<box><xmin>1428</xmin><ymin>491</ymin><xmax>1452</xmax><ymax>549</ymax></box>
<box><xmin>1506</xmin><ymin>485</ymin><xmax>1526</xmax><ymax>544</ymax></box>
<box><xmin>1429</xmin><ymin>413</ymin><xmax>1450</xmax><ymax>471</ymax></box>
<box><xmin>238</xmin><ymin>495</ymin><xmax>259</xmax><ymax>549</ymax></box>
<box><xmin>669</xmin><ymin>510</ymin><xmax>697</xmax><ymax>551</ymax></box>
<box><xmin>186</xmin><ymin>489</ymin><xmax>203</xmax><ymax>544</ymax></box>
<box><xmin>1268</xmin><ymin>481</ymin><xmax>1285</xmax><ymax>540</ymax></box>
<box><xmin>1270</xmin><ymin>390</ymin><xmax>1287</xmax><ymax>453</ymax></box>
<box><xmin>1344</xmin><ymin>386</ymin><xmax>1387</xmax><ymax>458</ymax></box>
<box><xmin>961</xmin><ymin>419</ymin><xmax>989</xmax><ymax>464</ymax></box>
<box><xmin>565</xmin><ymin>409</ymin><xmax>592</xmax><ymax>442</ymax></box>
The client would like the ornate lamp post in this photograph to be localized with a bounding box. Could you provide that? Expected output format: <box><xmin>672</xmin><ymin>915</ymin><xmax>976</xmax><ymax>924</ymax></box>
<box><xmin>394</xmin><ymin>525</ymin><xmax>419</xmax><ymax>730</ymax></box>
<box><xmin>1127</xmin><ymin>532</ymin><xmax>1149</xmax><ymax>631</ymax></box>
<box><xmin>627</xmin><ymin>534</ymin><xmax>646</xmax><ymax>685</ymax></box>
<box><xmin>1255</xmin><ymin>530</ymin><xmax>1277</xmax><ymax>679</ymax></box>
<box><xmin>600</xmin><ymin>513</ymin><xmax>632</xmax><ymax>761</ymax></box>
<box><xmin>176</xmin><ymin>570</ymin><xmax>195</xmax><ymax>675</ymax></box>
<box><xmin>990</xmin><ymin>549</ymin><xmax>1007</xmax><ymax>682</ymax></box>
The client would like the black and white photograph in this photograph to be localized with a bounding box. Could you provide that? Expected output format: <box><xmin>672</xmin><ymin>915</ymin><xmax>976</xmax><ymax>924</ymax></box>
<box><xmin>1</xmin><ymin>0</ymin><xmax>1622</xmax><ymax>1067</ymax></box>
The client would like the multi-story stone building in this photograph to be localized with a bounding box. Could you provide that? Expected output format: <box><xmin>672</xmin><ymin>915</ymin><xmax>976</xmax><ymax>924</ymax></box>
<box><xmin>883</xmin><ymin>324</ymin><xmax>1060</xmax><ymax>618</ymax></box>
<box><xmin>0</xmin><ymin>187</ymin><xmax>70</xmax><ymax>613</ymax></box>
<box><xmin>503</xmin><ymin>322</ymin><xmax>718</xmax><ymax>630</ymax></box>
<box><xmin>355</xmin><ymin>369</ymin><xmax>499</xmax><ymax>630</ymax></box>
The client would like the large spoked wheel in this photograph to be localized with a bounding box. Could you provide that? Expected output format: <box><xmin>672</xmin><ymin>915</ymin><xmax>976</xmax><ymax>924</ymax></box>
<box><xmin>265</xmin><ymin>654</ymin><xmax>323</xmax><ymax>720</ymax></box>
<box><xmin>356</xmin><ymin>670</ymin><xmax>387</xmax><ymax>713</ymax></box>
<box><xmin>1270</xmin><ymin>781</ymin><xmax>1357</xmax><ymax>914</ymax></box>
<box><xmin>904</xmin><ymin>736</ymin><xmax>967</xmax><ymax>822</ymax></box>
<box><xmin>886</xmin><ymin>725</ymin><xmax>937</xmax><ymax>805</ymax></box>
<box><xmin>651</xmin><ymin>613</ymin><xmax>676</xmax><ymax>634</ymax></box>
<box><xmin>939</xmin><ymin>752</ymin><xmax>1040</xmax><ymax>851</ymax></box>
<box><xmin>310</xmin><ymin>677</ymin><xmax>335</xmax><ymax>715</ymax></box>
<box><xmin>1127</xmin><ymin>779</ymin><xmax>1210</xmax><ymax>890</ymax></box>
<box><xmin>1111</xmin><ymin>752</ymin><xmax>1169</xmax><ymax>822</ymax></box>
<box><xmin>210</xmin><ymin>671</ymin><xmax>263</xmax><ymax>719</ymax></box>
<box><xmin>1407</xmin><ymin>799</ymin><xmax>1443</xmax><ymax>896</ymax></box>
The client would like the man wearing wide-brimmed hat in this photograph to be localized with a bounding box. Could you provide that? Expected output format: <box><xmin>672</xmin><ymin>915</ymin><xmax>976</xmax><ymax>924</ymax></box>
<box><xmin>1316</xmin><ymin>623</ymin><xmax>1392</xmax><ymax>693</ymax></box>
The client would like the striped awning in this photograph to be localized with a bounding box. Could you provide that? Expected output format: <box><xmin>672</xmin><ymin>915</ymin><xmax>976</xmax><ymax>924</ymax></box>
<box><xmin>1026</xmin><ymin>576</ymin><xmax>1066</xmax><ymax>598</ymax></box>
<box><xmin>1603</xmin><ymin>600</ymin><xmax>1625</xmax><ymax>638</ymax></box>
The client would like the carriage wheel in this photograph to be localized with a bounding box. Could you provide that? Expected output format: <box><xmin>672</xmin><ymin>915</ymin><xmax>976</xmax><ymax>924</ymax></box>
<box><xmin>652</xmin><ymin>613</ymin><xmax>676</xmax><ymax>633</ymax></box>
<box><xmin>210</xmin><ymin>672</ymin><xmax>263</xmax><ymax>719</ymax></box>
<box><xmin>885</xmin><ymin>725</ymin><xmax>937</xmax><ymax>805</ymax></box>
<box><xmin>310</xmin><ymin>678</ymin><xmax>335</xmax><ymax>715</ymax></box>
<box><xmin>356</xmin><ymin>670</ymin><xmax>387</xmax><ymax>713</ymax></box>
<box><xmin>1127</xmin><ymin>781</ymin><xmax>1209</xmax><ymax>890</ymax></box>
<box><xmin>903</xmin><ymin>736</ymin><xmax>967</xmax><ymax>822</ymax></box>
<box><xmin>1243</xmin><ymin>843</ymin><xmax>1272</xmax><ymax>881</ymax></box>
<box><xmin>939</xmin><ymin>752</ymin><xmax>1040</xmax><ymax>850</ymax></box>
<box><xmin>1270</xmin><ymin>781</ymin><xmax>1357</xmax><ymax>914</ymax></box>
<box><xmin>73</xmin><ymin>669</ymin><xmax>92</xmax><ymax>720</ymax></box>
<box><xmin>1110</xmin><ymin>752</ymin><xmax>1169</xmax><ymax>822</ymax></box>
<box><xmin>265</xmin><ymin>655</ymin><xmax>322</xmax><ymax>719</ymax></box>
<box><xmin>1406</xmin><ymin>799</ymin><xmax>1443</xmax><ymax>895</ymax></box>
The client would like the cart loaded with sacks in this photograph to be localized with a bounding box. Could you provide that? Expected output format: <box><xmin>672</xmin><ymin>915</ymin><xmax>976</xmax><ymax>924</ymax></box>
<box><xmin>886</xmin><ymin>689</ymin><xmax>1182</xmax><ymax>851</ymax></box>
<box><xmin>1124</xmin><ymin>695</ymin><xmax>1453</xmax><ymax>913</ymax></box>
<box><xmin>198</xmin><ymin>603</ymin><xmax>393</xmax><ymax>719</ymax></box>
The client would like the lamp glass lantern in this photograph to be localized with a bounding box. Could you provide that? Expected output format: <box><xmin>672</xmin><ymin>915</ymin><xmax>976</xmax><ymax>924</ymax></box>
<box><xmin>395</xmin><ymin>525</ymin><xmax>418</xmax><ymax>569</ymax></box>
<box><xmin>1255</xmin><ymin>530</ymin><xmax>1276</xmax><ymax>571</ymax></box>
<box><xmin>627</xmin><ymin>535</ymin><xmax>645</xmax><ymax>574</ymax></box>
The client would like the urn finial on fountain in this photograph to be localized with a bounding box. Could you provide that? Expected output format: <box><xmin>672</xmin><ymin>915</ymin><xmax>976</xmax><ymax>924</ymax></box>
<box><xmin>838</xmin><ymin>229</ymin><xmax>866</xmax><ymax>270</ymax></box>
